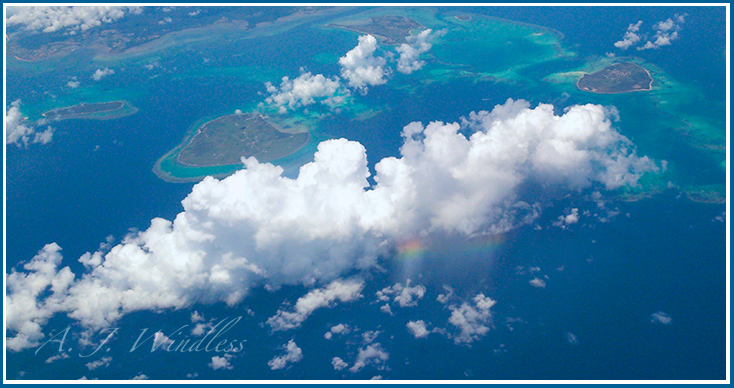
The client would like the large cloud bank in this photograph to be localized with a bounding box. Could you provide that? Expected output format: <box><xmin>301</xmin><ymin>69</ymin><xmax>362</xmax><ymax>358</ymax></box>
<box><xmin>6</xmin><ymin>6</ymin><xmax>143</xmax><ymax>34</ymax></box>
<box><xmin>6</xmin><ymin>99</ymin><xmax>658</xmax><ymax>351</ymax></box>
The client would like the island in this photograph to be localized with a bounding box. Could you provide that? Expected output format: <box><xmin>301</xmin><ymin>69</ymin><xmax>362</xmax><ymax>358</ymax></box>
<box><xmin>329</xmin><ymin>16</ymin><xmax>424</xmax><ymax>45</ymax></box>
<box><xmin>176</xmin><ymin>113</ymin><xmax>309</xmax><ymax>167</ymax></box>
<box><xmin>42</xmin><ymin>100</ymin><xmax>138</xmax><ymax>120</ymax></box>
<box><xmin>577</xmin><ymin>62</ymin><xmax>653</xmax><ymax>94</ymax></box>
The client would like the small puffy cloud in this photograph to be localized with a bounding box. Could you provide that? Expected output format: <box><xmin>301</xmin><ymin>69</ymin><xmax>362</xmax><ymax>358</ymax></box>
<box><xmin>92</xmin><ymin>67</ymin><xmax>114</xmax><ymax>81</ymax></box>
<box><xmin>268</xmin><ymin>340</ymin><xmax>303</xmax><ymax>370</ymax></box>
<box><xmin>406</xmin><ymin>320</ymin><xmax>430</xmax><ymax>339</ymax></box>
<box><xmin>349</xmin><ymin>343</ymin><xmax>389</xmax><ymax>373</ymax></box>
<box><xmin>615</xmin><ymin>15</ymin><xmax>687</xmax><ymax>51</ymax></box>
<box><xmin>448</xmin><ymin>294</ymin><xmax>496</xmax><ymax>345</ymax></box>
<box><xmin>638</xmin><ymin>14</ymin><xmax>686</xmax><ymax>50</ymax></box>
<box><xmin>324</xmin><ymin>323</ymin><xmax>350</xmax><ymax>339</ymax></box>
<box><xmin>45</xmin><ymin>352</ymin><xmax>70</xmax><ymax>364</ymax></box>
<box><xmin>376</xmin><ymin>280</ymin><xmax>426</xmax><ymax>307</ymax></box>
<box><xmin>267</xmin><ymin>279</ymin><xmax>363</xmax><ymax>331</ymax></box>
<box><xmin>85</xmin><ymin>356</ymin><xmax>112</xmax><ymax>371</ymax></box>
<box><xmin>67</xmin><ymin>77</ymin><xmax>80</xmax><ymax>88</ymax></box>
<box><xmin>6</xmin><ymin>100</ymin><xmax>54</xmax><ymax>147</ymax></box>
<box><xmin>264</xmin><ymin>71</ymin><xmax>349</xmax><ymax>113</ymax></box>
<box><xmin>614</xmin><ymin>21</ymin><xmax>643</xmax><ymax>50</ymax></box>
<box><xmin>6</xmin><ymin>6</ymin><xmax>143</xmax><ymax>33</ymax></box>
<box><xmin>131</xmin><ymin>374</ymin><xmax>149</xmax><ymax>380</ymax></box>
<box><xmin>190</xmin><ymin>311</ymin><xmax>204</xmax><ymax>323</ymax></box>
<box><xmin>209</xmin><ymin>355</ymin><xmax>234</xmax><ymax>370</ymax></box>
<box><xmin>396</xmin><ymin>29</ymin><xmax>444</xmax><ymax>74</ymax></box>
<box><xmin>651</xmin><ymin>311</ymin><xmax>672</xmax><ymax>325</ymax></box>
<box><xmin>332</xmin><ymin>356</ymin><xmax>348</xmax><ymax>371</ymax></box>
<box><xmin>379</xmin><ymin>304</ymin><xmax>393</xmax><ymax>315</ymax></box>
<box><xmin>339</xmin><ymin>34</ymin><xmax>388</xmax><ymax>92</ymax></box>
<box><xmin>553</xmin><ymin>208</ymin><xmax>579</xmax><ymax>228</ymax></box>
<box><xmin>529</xmin><ymin>278</ymin><xmax>546</xmax><ymax>288</ymax></box>
<box><xmin>362</xmin><ymin>330</ymin><xmax>380</xmax><ymax>344</ymax></box>
<box><xmin>567</xmin><ymin>332</ymin><xmax>579</xmax><ymax>345</ymax></box>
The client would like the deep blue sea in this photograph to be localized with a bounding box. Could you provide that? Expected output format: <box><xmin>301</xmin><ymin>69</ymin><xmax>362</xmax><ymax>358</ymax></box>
<box><xmin>5</xmin><ymin>6</ymin><xmax>726</xmax><ymax>380</ymax></box>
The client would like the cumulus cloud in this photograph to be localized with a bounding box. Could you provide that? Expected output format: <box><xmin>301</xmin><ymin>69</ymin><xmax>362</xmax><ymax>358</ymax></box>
<box><xmin>6</xmin><ymin>100</ymin><xmax>54</xmax><ymax>147</ymax></box>
<box><xmin>267</xmin><ymin>280</ymin><xmax>363</xmax><ymax>331</ymax></box>
<box><xmin>332</xmin><ymin>356</ymin><xmax>348</xmax><ymax>371</ymax></box>
<box><xmin>268</xmin><ymin>340</ymin><xmax>303</xmax><ymax>370</ymax></box>
<box><xmin>529</xmin><ymin>278</ymin><xmax>546</xmax><ymax>288</ymax></box>
<box><xmin>376</xmin><ymin>280</ymin><xmax>426</xmax><ymax>307</ymax></box>
<box><xmin>406</xmin><ymin>320</ymin><xmax>430</xmax><ymax>338</ymax></box>
<box><xmin>6</xmin><ymin>99</ymin><xmax>658</xmax><ymax>351</ymax></box>
<box><xmin>209</xmin><ymin>355</ymin><xmax>234</xmax><ymax>370</ymax></box>
<box><xmin>67</xmin><ymin>77</ymin><xmax>80</xmax><ymax>88</ymax></box>
<box><xmin>396</xmin><ymin>29</ymin><xmax>444</xmax><ymax>74</ymax></box>
<box><xmin>567</xmin><ymin>332</ymin><xmax>579</xmax><ymax>345</ymax></box>
<box><xmin>448</xmin><ymin>294</ymin><xmax>496</xmax><ymax>345</ymax></box>
<box><xmin>614</xmin><ymin>21</ymin><xmax>643</xmax><ymax>50</ymax></box>
<box><xmin>6</xmin><ymin>6</ymin><xmax>143</xmax><ymax>33</ymax></box>
<box><xmin>651</xmin><ymin>311</ymin><xmax>672</xmax><ymax>325</ymax></box>
<box><xmin>615</xmin><ymin>15</ymin><xmax>686</xmax><ymax>51</ymax></box>
<box><xmin>264</xmin><ymin>71</ymin><xmax>349</xmax><ymax>113</ymax></box>
<box><xmin>349</xmin><ymin>343</ymin><xmax>389</xmax><ymax>373</ymax></box>
<box><xmin>92</xmin><ymin>67</ymin><xmax>114</xmax><ymax>81</ymax></box>
<box><xmin>85</xmin><ymin>356</ymin><xmax>112</xmax><ymax>371</ymax></box>
<box><xmin>324</xmin><ymin>323</ymin><xmax>351</xmax><ymax>339</ymax></box>
<box><xmin>553</xmin><ymin>208</ymin><xmax>579</xmax><ymax>228</ymax></box>
<box><xmin>339</xmin><ymin>34</ymin><xmax>388</xmax><ymax>92</ymax></box>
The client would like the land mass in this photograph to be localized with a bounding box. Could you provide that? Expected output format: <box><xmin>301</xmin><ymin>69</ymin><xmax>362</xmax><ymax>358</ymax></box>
<box><xmin>42</xmin><ymin>100</ymin><xmax>137</xmax><ymax>120</ymax></box>
<box><xmin>329</xmin><ymin>15</ymin><xmax>424</xmax><ymax>45</ymax></box>
<box><xmin>577</xmin><ymin>62</ymin><xmax>653</xmax><ymax>94</ymax></box>
<box><xmin>176</xmin><ymin>113</ymin><xmax>309</xmax><ymax>167</ymax></box>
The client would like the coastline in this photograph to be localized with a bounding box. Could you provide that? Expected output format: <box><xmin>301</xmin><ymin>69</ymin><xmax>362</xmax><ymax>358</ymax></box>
<box><xmin>576</xmin><ymin>63</ymin><xmax>653</xmax><ymax>94</ymax></box>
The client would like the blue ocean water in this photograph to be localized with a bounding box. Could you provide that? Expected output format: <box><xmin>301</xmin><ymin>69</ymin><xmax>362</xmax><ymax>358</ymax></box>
<box><xmin>5</xmin><ymin>6</ymin><xmax>726</xmax><ymax>380</ymax></box>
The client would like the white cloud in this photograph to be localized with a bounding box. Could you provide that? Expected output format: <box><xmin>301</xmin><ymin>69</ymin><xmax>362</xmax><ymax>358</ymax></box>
<box><xmin>396</xmin><ymin>29</ymin><xmax>444</xmax><ymax>74</ymax></box>
<box><xmin>376</xmin><ymin>280</ymin><xmax>426</xmax><ymax>307</ymax></box>
<box><xmin>349</xmin><ymin>343</ymin><xmax>389</xmax><ymax>373</ymax></box>
<box><xmin>67</xmin><ymin>77</ymin><xmax>80</xmax><ymax>88</ymax></box>
<box><xmin>339</xmin><ymin>34</ymin><xmax>388</xmax><ymax>92</ymax></box>
<box><xmin>209</xmin><ymin>355</ymin><xmax>234</xmax><ymax>370</ymax></box>
<box><xmin>553</xmin><ymin>208</ymin><xmax>579</xmax><ymax>228</ymax></box>
<box><xmin>92</xmin><ymin>67</ymin><xmax>114</xmax><ymax>81</ymax></box>
<box><xmin>529</xmin><ymin>278</ymin><xmax>546</xmax><ymax>288</ymax></box>
<box><xmin>448</xmin><ymin>293</ymin><xmax>496</xmax><ymax>345</ymax></box>
<box><xmin>131</xmin><ymin>373</ymin><xmax>149</xmax><ymax>380</ymax></box>
<box><xmin>362</xmin><ymin>330</ymin><xmax>380</xmax><ymax>344</ymax></box>
<box><xmin>264</xmin><ymin>71</ymin><xmax>349</xmax><ymax>113</ymax></box>
<box><xmin>325</xmin><ymin>323</ymin><xmax>350</xmax><ymax>339</ymax></box>
<box><xmin>6</xmin><ymin>100</ymin><xmax>54</xmax><ymax>147</ymax></box>
<box><xmin>638</xmin><ymin>14</ymin><xmax>686</xmax><ymax>51</ymax></box>
<box><xmin>615</xmin><ymin>15</ymin><xmax>687</xmax><ymax>51</ymax></box>
<box><xmin>267</xmin><ymin>279</ymin><xmax>363</xmax><ymax>331</ymax></box>
<box><xmin>614</xmin><ymin>21</ymin><xmax>643</xmax><ymax>50</ymax></box>
<box><xmin>379</xmin><ymin>304</ymin><xmax>393</xmax><ymax>315</ymax></box>
<box><xmin>5</xmin><ymin>99</ymin><xmax>658</xmax><ymax>351</ymax></box>
<box><xmin>651</xmin><ymin>311</ymin><xmax>672</xmax><ymax>325</ymax></box>
<box><xmin>45</xmin><ymin>352</ymin><xmax>70</xmax><ymax>364</ymax></box>
<box><xmin>6</xmin><ymin>6</ymin><xmax>143</xmax><ymax>33</ymax></box>
<box><xmin>332</xmin><ymin>356</ymin><xmax>348</xmax><ymax>371</ymax></box>
<box><xmin>406</xmin><ymin>320</ymin><xmax>430</xmax><ymax>338</ymax></box>
<box><xmin>268</xmin><ymin>340</ymin><xmax>303</xmax><ymax>370</ymax></box>
<box><xmin>85</xmin><ymin>356</ymin><xmax>112</xmax><ymax>371</ymax></box>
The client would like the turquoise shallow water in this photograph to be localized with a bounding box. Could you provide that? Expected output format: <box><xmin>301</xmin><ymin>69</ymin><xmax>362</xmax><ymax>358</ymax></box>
<box><xmin>5</xmin><ymin>6</ymin><xmax>726</xmax><ymax>380</ymax></box>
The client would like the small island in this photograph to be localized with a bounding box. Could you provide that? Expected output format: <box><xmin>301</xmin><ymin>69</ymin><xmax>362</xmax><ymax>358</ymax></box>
<box><xmin>330</xmin><ymin>16</ymin><xmax>424</xmax><ymax>45</ymax></box>
<box><xmin>42</xmin><ymin>100</ymin><xmax>138</xmax><ymax>121</ymax></box>
<box><xmin>176</xmin><ymin>113</ymin><xmax>309</xmax><ymax>167</ymax></box>
<box><xmin>577</xmin><ymin>62</ymin><xmax>653</xmax><ymax>94</ymax></box>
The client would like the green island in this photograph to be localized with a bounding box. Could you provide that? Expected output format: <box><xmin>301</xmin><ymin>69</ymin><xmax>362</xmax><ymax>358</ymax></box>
<box><xmin>42</xmin><ymin>100</ymin><xmax>138</xmax><ymax>120</ymax></box>
<box><xmin>577</xmin><ymin>62</ymin><xmax>653</xmax><ymax>94</ymax></box>
<box><xmin>329</xmin><ymin>15</ymin><xmax>425</xmax><ymax>45</ymax></box>
<box><xmin>176</xmin><ymin>113</ymin><xmax>309</xmax><ymax>167</ymax></box>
